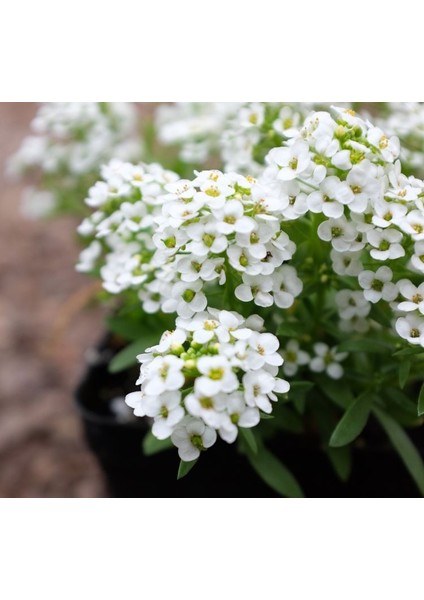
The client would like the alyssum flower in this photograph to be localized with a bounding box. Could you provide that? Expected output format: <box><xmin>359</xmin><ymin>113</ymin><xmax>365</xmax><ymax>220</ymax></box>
<box><xmin>75</xmin><ymin>103</ymin><xmax>424</xmax><ymax>496</ymax></box>
<box><xmin>125</xmin><ymin>309</ymin><xmax>289</xmax><ymax>459</ymax></box>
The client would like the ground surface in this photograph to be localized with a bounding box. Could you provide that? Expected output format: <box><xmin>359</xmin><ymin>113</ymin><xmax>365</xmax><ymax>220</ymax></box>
<box><xmin>0</xmin><ymin>103</ymin><xmax>111</xmax><ymax>497</ymax></box>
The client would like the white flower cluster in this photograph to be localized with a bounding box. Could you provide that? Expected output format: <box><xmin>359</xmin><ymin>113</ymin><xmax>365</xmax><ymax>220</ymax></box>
<box><xmin>156</xmin><ymin>102</ymin><xmax>347</xmax><ymax>174</ymax></box>
<box><xmin>258</xmin><ymin>107</ymin><xmax>424</xmax><ymax>347</ymax></box>
<box><xmin>76</xmin><ymin>159</ymin><xmax>179</xmax><ymax>292</ymax></box>
<box><xmin>374</xmin><ymin>103</ymin><xmax>424</xmax><ymax>176</ymax></box>
<box><xmin>80</xmin><ymin>106</ymin><xmax>424</xmax><ymax>350</ymax></box>
<box><xmin>156</xmin><ymin>103</ymin><xmax>243</xmax><ymax>164</ymax></box>
<box><xmin>9</xmin><ymin>102</ymin><xmax>140</xmax><ymax>217</ymax></box>
<box><xmin>281</xmin><ymin>340</ymin><xmax>347</xmax><ymax>380</ymax></box>
<box><xmin>80</xmin><ymin>164</ymin><xmax>304</xmax><ymax>315</ymax></box>
<box><xmin>125</xmin><ymin>309</ymin><xmax>289</xmax><ymax>460</ymax></box>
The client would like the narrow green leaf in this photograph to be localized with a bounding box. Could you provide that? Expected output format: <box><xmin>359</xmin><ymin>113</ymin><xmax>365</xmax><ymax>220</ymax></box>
<box><xmin>293</xmin><ymin>395</ymin><xmax>306</xmax><ymax>415</ymax></box>
<box><xmin>276</xmin><ymin>323</ymin><xmax>302</xmax><ymax>337</ymax></box>
<box><xmin>373</xmin><ymin>406</ymin><xmax>424</xmax><ymax>496</ymax></box>
<box><xmin>106</xmin><ymin>315</ymin><xmax>147</xmax><ymax>341</ymax></box>
<box><xmin>326</xmin><ymin>445</ymin><xmax>352</xmax><ymax>482</ymax></box>
<box><xmin>109</xmin><ymin>334</ymin><xmax>159</xmax><ymax>374</ymax></box>
<box><xmin>259</xmin><ymin>412</ymin><xmax>275</xmax><ymax>420</ymax></box>
<box><xmin>290</xmin><ymin>381</ymin><xmax>315</xmax><ymax>393</ymax></box>
<box><xmin>369</xmin><ymin>305</ymin><xmax>393</xmax><ymax>328</ymax></box>
<box><xmin>329</xmin><ymin>392</ymin><xmax>373</xmax><ymax>448</ymax></box>
<box><xmin>399</xmin><ymin>360</ymin><xmax>411</xmax><ymax>389</ymax></box>
<box><xmin>393</xmin><ymin>346</ymin><xmax>424</xmax><ymax>358</ymax></box>
<box><xmin>318</xmin><ymin>377</ymin><xmax>354</xmax><ymax>409</ymax></box>
<box><xmin>337</xmin><ymin>339</ymin><xmax>390</xmax><ymax>354</ymax></box>
<box><xmin>418</xmin><ymin>383</ymin><xmax>424</xmax><ymax>417</ymax></box>
<box><xmin>239</xmin><ymin>428</ymin><xmax>258</xmax><ymax>454</ymax></box>
<box><xmin>142</xmin><ymin>432</ymin><xmax>173</xmax><ymax>456</ymax></box>
<box><xmin>247</xmin><ymin>444</ymin><xmax>304</xmax><ymax>498</ymax></box>
<box><xmin>177</xmin><ymin>459</ymin><xmax>198</xmax><ymax>480</ymax></box>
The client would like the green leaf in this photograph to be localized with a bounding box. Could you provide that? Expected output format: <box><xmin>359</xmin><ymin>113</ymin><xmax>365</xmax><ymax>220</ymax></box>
<box><xmin>142</xmin><ymin>432</ymin><xmax>173</xmax><ymax>456</ymax></box>
<box><xmin>246</xmin><ymin>443</ymin><xmax>304</xmax><ymax>498</ymax></box>
<box><xmin>289</xmin><ymin>381</ymin><xmax>315</xmax><ymax>393</ymax></box>
<box><xmin>337</xmin><ymin>338</ymin><xmax>390</xmax><ymax>354</ymax></box>
<box><xmin>369</xmin><ymin>305</ymin><xmax>393</xmax><ymax>328</ymax></box>
<box><xmin>373</xmin><ymin>406</ymin><xmax>424</xmax><ymax>496</ymax></box>
<box><xmin>399</xmin><ymin>360</ymin><xmax>411</xmax><ymax>389</ymax></box>
<box><xmin>177</xmin><ymin>459</ymin><xmax>198</xmax><ymax>480</ymax></box>
<box><xmin>326</xmin><ymin>445</ymin><xmax>352</xmax><ymax>482</ymax></box>
<box><xmin>276</xmin><ymin>323</ymin><xmax>302</xmax><ymax>337</ymax></box>
<box><xmin>418</xmin><ymin>383</ymin><xmax>424</xmax><ymax>417</ymax></box>
<box><xmin>239</xmin><ymin>428</ymin><xmax>258</xmax><ymax>454</ymax></box>
<box><xmin>329</xmin><ymin>392</ymin><xmax>373</xmax><ymax>448</ymax></box>
<box><xmin>318</xmin><ymin>377</ymin><xmax>354</xmax><ymax>410</ymax></box>
<box><xmin>293</xmin><ymin>395</ymin><xmax>306</xmax><ymax>415</ymax></box>
<box><xmin>393</xmin><ymin>346</ymin><xmax>424</xmax><ymax>358</ymax></box>
<box><xmin>108</xmin><ymin>328</ymin><xmax>162</xmax><ymax>373</ymax></box>
<box><xmin>289</xmin><ymin>381</ymin><xmax>314</xmax><ymax>414</ymax></box>
<box><xmin>106</xmin><ymin>315</ymin><xmax>147</xmax><ymax>341</ymax></box>
<box><xmin>259</xmin><ymin>412</ymin><xmax>275</xmax><ymax>420</ymax></box>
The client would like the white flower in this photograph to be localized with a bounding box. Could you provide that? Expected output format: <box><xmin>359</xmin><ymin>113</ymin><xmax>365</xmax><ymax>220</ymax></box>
<box><xmin>162</xmin><ymin>280</ymin><xmax>207</xmax><ymax>319</ymax></box>
<box><xmin>171</xmin><ymin>417</ymin><xmax>217</xmax><ymax>461</ymax></box>
<box><xmin>153</xmin><ymin>226</ymin><xmax>188</xmax><ymax>256</ymax></box>
<box><xmin>397</xmin><ymin>280</ymin><xmax>424</xmax><ymax>315</ymax></box>
<box><xmin>309</xmin><ymin>343</ymin><xmax>348</xmax><ymax>380</ymax></box>
<box><xmin>411</xmin><ymin>241</ymin><xmax>424</xmax><ymax>273</ymax></box>
<box><xmin>243</xmin><ymin>370</ymin><xmax>289</xmax><ymax>413</ymax></box>
<box><xmin>218</xmin><ymin>394</ymin><xmax>260</xmax><ymax>443</ymax></box>
<box><xmin>235</xmin><ymin>274</ymin><xmax>274</xmax><ymax>307</ymax></box>
<box><xmin>367</xmin><ymin>127</ymin><xmax>400</xmax><ymax>162</ymax></box>
<box><xmin>246</xmin><ymin>332</ymin><xmax>283</xmax><ymax>370</ymax></box>
<box><xmin>185</xmin><ymin>221</ymin><xmax>228</xmax><ymax>257</ymax></box>
<box><xmin>307</xmin><ymin>176</ymin><xmax>352</xmax><ymax>219</ymax></box>
<box><xmin>335</xmin><ymin>290</ymin><xmax>371</xmax><ymax>320</ymax></box>
<box><xmin>317</xmin><ymin>217</ymin><xmax>358</xmax><ymax>252</ymax></box>
<box><xmin>330</xmin><ymin>249</ymin><xmax>363</xmax><ymax>276</ymax></box>
<box><xmin>227</xmin><ymin>244</ymin><xmax>262</xmax><ymax>275</ymax></box>
<box><xmin>76</xmin><ymin>240</ymin><xmax>102</xmax><ymax>273</ymax></box>
<box><xmin>366</xmin><ymin>228</ymin><xmax>405</xmax><ymax>261</ymax></box>
<box><xmin>398</xmin><ymin>210</ymin><xmax>424</xmax><ymax>241</ymax></box>
<box><xmin>267</xmin><ymin>139</ymin><xmax>311</xmax><ymax>181</ymax></box>
<box><xmin>143</xmin><ymin>355</ymin><xmax>185</xmax><ymax>396</ymax></box>
<box><xmin>195</xmin><ymin>356</ymin><xmax>239</xmax><ymax>396</ymax></box>
<box><xmin>176</xmin><ymin>256</ymin><xmax>224</xmax><ymax>283</ymax></box>
<box><xmin>184</xmin><ymin>392</ymin><xmax>227</xmax><ymax>429</ymax></box>
<box><xmin>273</xmin><ymin>106</ymin><xmax>302</xmax><ymax>138</ymax></box>
<box><xmin>282</xmin><ymin>340</ymin><xmax>310</xmax><ymax>377</ymax></box>
<box><xmin>155</xmin><ymin>329</ymin><xmax>187</xmax><ymax>353</ymax></box>
<box><xmin>235</xmin><ymin>221</ymin><xmax>278</xmax><ymax>260</ymax></box>
<box><xmin>395</xmin><ymin>314</ymin><xmax>424</xmax><ymax>346</ymax></box>
<box><xmin>346</xmin><ymin>161</ymin><xmax>384</xmax><ymax>213</ymax></box>
<box><xmin>214</xmin><ymin>199</ymin><xmax>255</xmax><ymax>235</ymax></box>
<box><xmin>145</xmin><ymin>392</ymin><xmax>185</xmax><ymax>440</ymax></box>
<box><xmin>193</xmin><ymin>175</ymin><xmax>234</xmax><ymax>209</ymax></box>
<box><xmin>272</xmin><ymin>266</ymin><xmax>303</xmax><ymax>309</ymax></box>
<box><xmin>372</xmin><ymin>199</ymin><xmax>407</xmax><ymax>229</ymax></box>
<box><xmin>125</xmin><ymin>391</ymin><xmax>148</xmax><ymax>418</ymax></box>
<box><xmin>358</xmin><ymin>266</ymin><xmax>398</xmax><ymax>303</ymax></box>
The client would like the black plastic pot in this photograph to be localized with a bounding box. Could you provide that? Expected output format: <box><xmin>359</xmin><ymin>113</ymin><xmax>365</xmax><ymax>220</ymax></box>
<box><xmin>75</xmin><ymin>338</ymin><xmax>423</xmax><ymax>498</ymax></box>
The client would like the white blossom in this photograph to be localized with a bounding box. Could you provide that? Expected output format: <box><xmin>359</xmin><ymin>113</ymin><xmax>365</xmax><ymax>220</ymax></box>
<box><xmin>309</xmin><ymin>343</ymin><xmax>348</xmax><ymax>380</ymax></box>
<box><xmin>358</xmin><ymin>267</ymin><xmax>398</xmax><ymax>303</ymax></box>
<box><xmin>281</xmin><ymin>340</ymin><xmax>310</xmax><ymax>377</ymax></box>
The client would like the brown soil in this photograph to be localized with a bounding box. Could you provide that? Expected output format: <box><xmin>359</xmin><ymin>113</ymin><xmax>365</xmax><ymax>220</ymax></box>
<box><xmin>0</xmin><ymin>103</ymin><xmax>115</xmax><ymax>497</ymax></box>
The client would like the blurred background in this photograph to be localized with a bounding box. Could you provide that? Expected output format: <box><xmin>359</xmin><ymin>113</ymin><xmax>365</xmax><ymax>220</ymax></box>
<box><xmin>0</xmin><ymin>103</ymin><xmax>110</xmax><ymax>497</ymax></box>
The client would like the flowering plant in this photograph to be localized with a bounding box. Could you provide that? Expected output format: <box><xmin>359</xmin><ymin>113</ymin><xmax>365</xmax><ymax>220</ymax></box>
<box><xmin>76</xmin><ymin>103</ymin><xmax>424</xmax><ymax>496</ymax></box>
<box><xmin>8</xmin><ymin>102</ymin><xmax>141</xmax><ymax>218</ymax></box>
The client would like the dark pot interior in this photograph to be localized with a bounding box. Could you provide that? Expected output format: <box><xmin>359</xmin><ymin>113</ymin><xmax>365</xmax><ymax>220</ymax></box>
<box><xmin>75</xmin><ymin>337</ymin><xmax>423</xmax><ymax>498</ymax></box>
